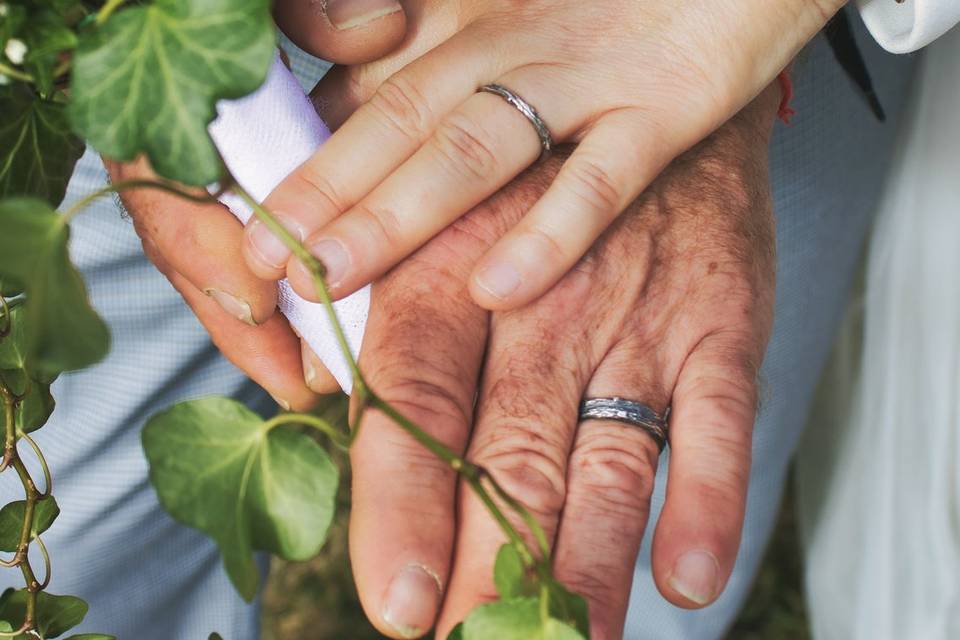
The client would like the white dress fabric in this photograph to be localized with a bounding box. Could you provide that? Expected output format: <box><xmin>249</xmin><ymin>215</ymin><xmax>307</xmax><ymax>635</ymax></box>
<box><xmin>797</xmin><ymin>26</ymin><xmax>960</xmax><ymax>640</ymax></box>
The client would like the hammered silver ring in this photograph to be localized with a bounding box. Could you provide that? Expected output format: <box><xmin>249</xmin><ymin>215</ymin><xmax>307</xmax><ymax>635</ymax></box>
<box><xmin>579</xmin><ymin>398</ymin><xmax>670</xmax><ymax>452</ymax></box>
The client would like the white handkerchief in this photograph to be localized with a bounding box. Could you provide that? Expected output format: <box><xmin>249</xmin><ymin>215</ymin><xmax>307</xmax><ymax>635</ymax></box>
<box><xmin>858</xmin><ymin>0</ymin><xmax>960</xmax><ymax>53</ymax></box>
<box><xmin>209</xmin><ymin>56</ymin><xmax>369</xmax><ymax>393</ymax></box>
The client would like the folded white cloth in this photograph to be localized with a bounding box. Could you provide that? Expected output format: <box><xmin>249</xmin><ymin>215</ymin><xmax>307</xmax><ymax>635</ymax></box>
<box><xmin>209</xmin><ymin>56</ymin><xmax>369</xmax><ymax>393</ymax></box>
<box><xmin>858</xmin><ymin>0</ymin><xmax>960</xmax><ymax>52</ymax></box>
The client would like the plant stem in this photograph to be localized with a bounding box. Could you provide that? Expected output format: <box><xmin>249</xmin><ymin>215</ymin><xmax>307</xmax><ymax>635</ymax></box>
<box><xmin>0</xmin><ymin>385</ymin><xmax>40</xmax><ymax>633</ymax></box>
<box><xmin>95</xmin><ymin>0</ymin><xmax>127</xmax><ymax>25</ymax></box>
<box><xmin>62</xmin><ymin>179</ymin><xmax>221</xmax><ymax>226</ymax></box>
<box><xmin>0</xmin><ymin>63</ymin><xmax>34</xmax><ymax>84</ymax></box>
<box><xmin>18</xmin><ymin>432</ymin><xmax>51</xmax><ymax>498</ymax></box>
<box><xmin>263</xmin><ymin>413</ymin><xmax>352</xmax><ymax>450</ymax></box>
<box><xmin>230</xmin><ymin>183</ymin><xmax>545</xmax><ymax>568</ymax></box>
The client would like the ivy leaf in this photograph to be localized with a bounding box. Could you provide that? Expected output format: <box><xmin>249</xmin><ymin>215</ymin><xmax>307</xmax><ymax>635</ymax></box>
<box><xmin>69</xmin><ymin>0</ymin><xmax>276</xmax><ymax>185</ymax></box>
<box><xmin>20</xmin><ymin>10</ymin><xmax>79</xmax><ymax>97</ymax></box>
<box><xmin>0</xmin><ymin>197</ymin><xmax>110</xmax><ymax>373</ymax></box>
<box><xmin>0</xmin><ymin>496</ymin><xmax>60</xmax><ymax>552</ymax></box>
<box><xmin>543</xmin><ymin>579</ymin><xmax>590</xmax><ymax>638</ymax></box>
<box><xmin>0</xmin><ymin>591</ymin><xmax>88</xmax><ymax>639</ymax></box>
<box><xmin>0</xmin><ymin>301</ymin><xmax>58</xmax><ymax>431</ymax></box>
<box><xmin>493</xmin><ymin>545</ymin><xmax>537</xmax><ymax>600</ymax></box>
<box><xmin>461</xmin><ymin>598</ymin><xmax>585</xmax><ymax>640</ymax></box>
<box><xmin>14</xmin><ymin>375</ymin><xmax>56</xmax><ymax>432</ymax></box>
<box><xmin>143</xmin><ymin>397</ymin><xmax>339</xmax><ymax>601</ymax></box>
<box><xmin>209</xmin><ymin>634</ymin><xmax>224</xmax><ymax>640</ymax></box>
<box><xmin>0</xmin><ymin>86</ymin><xmax>85</xmax><ymax>204</ymax></box>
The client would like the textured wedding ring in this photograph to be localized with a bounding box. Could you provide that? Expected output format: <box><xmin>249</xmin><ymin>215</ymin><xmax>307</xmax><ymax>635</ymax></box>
<box><xmin>479</xmin><ymin>83</ymin><xmax>554</xmax><ymax>161</ymax></box>
<box><xmin>579</xmin><ymin>398</ymin><xmax>670</xmax><ymax>452</ymax></box>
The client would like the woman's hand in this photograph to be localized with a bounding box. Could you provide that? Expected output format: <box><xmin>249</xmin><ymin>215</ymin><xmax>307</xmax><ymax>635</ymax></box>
<box><xmin>346</xmin><ymin>83</ymin><xmax>780</xmax><ymax>639</ymax></box>
<box><xmin>249</xmin><ymin>0</ymin><xmax>836</xmax><ymax>310</ymax></box>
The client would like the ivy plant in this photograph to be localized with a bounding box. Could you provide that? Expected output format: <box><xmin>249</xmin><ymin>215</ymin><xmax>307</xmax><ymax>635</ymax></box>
<box><xmin>0</xmin><ymin>0</ymin><xmax>590</xmax><ymax>637</ymax></box>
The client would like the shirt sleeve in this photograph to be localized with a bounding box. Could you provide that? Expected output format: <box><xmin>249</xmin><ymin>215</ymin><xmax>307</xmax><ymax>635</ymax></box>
<box><xmin>857</xmin><ymin>0</ymin><xmax>960</xmax><ymax>52</ymax></box>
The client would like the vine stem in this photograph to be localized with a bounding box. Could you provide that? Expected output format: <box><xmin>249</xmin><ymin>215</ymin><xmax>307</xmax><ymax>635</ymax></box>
<box><xmin>231</xmin><ymin>184</ymin><xmax>550</xmax><ymax>568</ymax></box>
<box><xmin>0</xmin><ymin>386</ymin><xmax>41</xmax><ymax>633</ymax></box>
<box><xmin>61</xmin><ymin>179</ymin><xmax>221</xmax><ymax>226</ymax></box>
<box><xmin>0</xmin><ymin>63</ymin><xmax>33</xmax><ymax>84</ymax></box>
<box><xmin>263</xmin><ymin>412</ymin><xmax>352</xmax><ymax>450</ymax></box>
<box><xmin>95</xmin><ymin>0</ymin><xmax>128</xmax><ymax>25</ymax></box>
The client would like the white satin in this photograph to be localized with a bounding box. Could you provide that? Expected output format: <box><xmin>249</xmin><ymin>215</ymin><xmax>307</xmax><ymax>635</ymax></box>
<box><xmin>798</xmin><ymin>28</ymin><xmax>960</xmax><ymax>639</ymax></box>
<box><xmin>209</xmin><ymin>56</ymin><xmax>369</xmax><ymax>393</ymax></box>
<box><xmin>858</xmin><ymin>0</ymin><xmax>960</xmax><ymax>53</ymax></box>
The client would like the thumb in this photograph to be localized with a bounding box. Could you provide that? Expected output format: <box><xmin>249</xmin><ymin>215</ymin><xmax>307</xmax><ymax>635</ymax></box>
<box><xmin>274</xmin><ymin>0</ymin><xmax>407</xmax><ymax>65</ymax></box>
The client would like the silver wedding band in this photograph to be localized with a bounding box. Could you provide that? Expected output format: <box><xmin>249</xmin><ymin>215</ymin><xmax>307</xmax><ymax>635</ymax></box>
<box><xmin>479</xmin><ymin>83</ymin><xmax>554</xmax><ymax>161</ymax></box>
<box><xmin>579</xmin><ymin>398</ymin><xmax>670</xmax><ymax>452</ymax></box>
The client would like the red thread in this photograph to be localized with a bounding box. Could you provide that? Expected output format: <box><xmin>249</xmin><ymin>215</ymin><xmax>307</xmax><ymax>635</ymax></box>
<box><xmin>777</xmin><ymin>70</ymin><xmax>796</xmax><ymax>124</ymax></box>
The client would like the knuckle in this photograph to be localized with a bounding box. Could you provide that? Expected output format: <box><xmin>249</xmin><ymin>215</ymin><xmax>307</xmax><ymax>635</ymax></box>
<box><xmin>475</xmin><ymin>429</ymin><xmax>568</xmax><ymax>519</ymax></box>
<box><xmin>293</xmin><ymin>164</ymin><xmax>349</xmax><ymax>213</ymax></box>
<box><xmin>564</xmin><ymin>157</ymin><xmax>623</xmax><ymax>214</ymax></box>
<box><xmin>368</xmin><ymin>75</ymin><xmax>434</xmax><ymax>144</ymax></box>
<box><xmin>351</xmin><ymin>201</ymin><xmax>404</xmax><ymax>249</ymax></box>
<box><xmin>431</xmin><ymin>113</ymin><xmax>500</xmax><ymax>181</ymax></box>
<box><xmin>368</xmin><ymin>345</ymin><xmax>474</xmax><ymax>449</ymax></box>
<box><xmin>567</xmin><ymin>432</ymin><xmax>657</xmax><ymax>521</ymax></box>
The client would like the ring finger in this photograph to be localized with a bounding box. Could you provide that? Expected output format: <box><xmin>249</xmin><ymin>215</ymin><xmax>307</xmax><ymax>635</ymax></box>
<box><xmin>551</xmin><ymin>350</ymin><xmax>671</xmax><ymax>640</ymax></box>
<box><xmin>283</xmin><ymin>65</ymin><xmax>584</xmax><ymax>301</ymax></box>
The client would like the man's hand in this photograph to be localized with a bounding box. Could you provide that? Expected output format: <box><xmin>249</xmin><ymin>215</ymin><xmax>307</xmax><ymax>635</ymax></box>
<box><xmin>107</xmin><ymin>0</ymin><xmax>414</xmax><ymax>409</ymax></box>
<box><xmin>347</xmin><ymin>85</ymin><xmax>779</xmax><ymax>639</ymax></box>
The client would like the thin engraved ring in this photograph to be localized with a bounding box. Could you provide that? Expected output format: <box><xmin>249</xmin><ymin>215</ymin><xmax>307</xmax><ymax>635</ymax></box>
<box><xmin>479</xmin><ymin>83</ymin><xmax>554</xmax><ymax>161</ymax></box>
<box><xmin>579</xmin><ymin>398</ymin><xmax>671</xmax><ymax>452</ymax></box>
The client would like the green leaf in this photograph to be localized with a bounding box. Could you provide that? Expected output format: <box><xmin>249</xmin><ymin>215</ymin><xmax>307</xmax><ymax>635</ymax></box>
<box><xmin>0</xmin><ymin>591</ymin><xmax>88</xmax><ymax>639</ymax></box>
<box><xmin>143</xmin><ymin>397</ymin><xmax>339</xmax><ymax>601</ymax></box>
<box><xmin>209</xmin><ymin>634</ymin><xmax>224</xmax><ymax>640</ymax></box>
<box><xmin>0</xmin><ymin>197</ymin><xmax>110</xmax><ymax>373</ymax></box>
<box><xmin>0</xmin><ymin>301</ymin><xmax>28</xmax><ymax>372</ymax></box>
<box><xmin>0</xmin><ymin>85</ymin><xmax>85</xmax><ymax>204</ymax></box>
<box><xmin>544</xmin><ymin>579</ymin><xmax>590</xmax><ymax>638</ymax></box>
<box><xmin>1</xmin><ymin>278</ymin><xmax>23</xmax><ymax>297</ymax></box>
<box><xmin>69</xmin><ymin>0</ymin><xmax>276</xmax><ymax>185</ymax></box>
<box><xmin>493</xmin><ymin>544</ymin><xmax>537</xmax><ymax>600</ymax></box>
<box><xmin>461</xmin><ymin>598</ymin><xmax>585</xmax><ymax>640</ymax></box>
<box><xmin>23</xmin><ymin>14</ymin><xmax>78</xmax><ymax>97</ymax></box>
<box><xmin>15</xmin><ymin>375</ymin><xmax>56</xmax><ymax>432</ymax></box>
<box><xmin>447</xmin><ymin>624</ymin><xmax>464</xmax><ymax>640</ymax></box>
<box><xmin>0</xmin><ymin>496</ymin><xmax>60</xmax><ymax>552</ymax></box>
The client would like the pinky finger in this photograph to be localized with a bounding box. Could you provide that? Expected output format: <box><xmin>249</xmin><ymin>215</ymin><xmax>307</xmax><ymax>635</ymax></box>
<box><xmin>469</xmin><ymin>111</ymin><xmax>670</xmax><ymax>310</ymax></box>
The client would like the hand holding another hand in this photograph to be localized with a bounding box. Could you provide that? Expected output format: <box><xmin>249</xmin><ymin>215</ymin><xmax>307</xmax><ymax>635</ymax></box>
<box><xmin>345</xmin><ymin>84</ymin><xmax>780</xmax><ymax>639</ymax></box>
<box><xmin>250</xmin><ymin>0</ymin><xmax>833</xmax><ymax>311</ymax></box>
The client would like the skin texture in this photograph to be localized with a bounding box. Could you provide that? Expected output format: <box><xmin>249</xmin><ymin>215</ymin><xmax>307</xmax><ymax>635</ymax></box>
<box><xmin>346</xmin><ymin>85</ymin><xmax>779</xmax><ymax>639</ymax></box>
<box><xmin>250</xmin><ymin>0</ymin><xmax>840</xmax><ymax>313</ymax></box>
<box><xmin>114</xmin><ymin>2</ymin><xmax>782</xmax><ymax>636</ymax></box>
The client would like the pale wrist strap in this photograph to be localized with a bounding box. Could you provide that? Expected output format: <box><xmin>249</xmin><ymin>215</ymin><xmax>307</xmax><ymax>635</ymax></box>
<box><xmin>209</xmin><ymin>55</ymin><xmax>369</xmax><ymax>394</ymax></box>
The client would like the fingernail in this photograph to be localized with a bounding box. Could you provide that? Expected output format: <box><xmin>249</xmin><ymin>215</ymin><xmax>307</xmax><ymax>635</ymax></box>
<box><xmin>270</xmin><ymin>393</ymin><xmax>291</xmax><ymax>411</ymax></box>
<box><xmin>302</xmin><ymin>342</ymin><xmax>318</xmax><ymax>388</ymax></box>
<box><xmin>325</xmin><ymin>0</ymin><xmax>402</xmax><ymax>30</ymax></box>
<box><xmin>310</xmin><ymin>238</ymin><xmax>350</xmax><ymax>286</ymax></box>
<box><xmin>205</xmin><ymin>288</ymin><xmax>257</xmax><ymax>326</ymax></box>
<box><xmin>474</xmin><ymin>263</ymin><xmax>522</xmax><ymax>300</ymax></box>
<box><xmin>669</xmin><ymin>550</ymin><xmax>720</xmax><ymax>606</ymax></box>
<box><xmin>382</xmin><ymin>564</ymin><xmax>442</xmax><ymax>639</ymax></box>
<box><xmin>248</xmin><ymin>217</ymin><xmax>304</xmax><ymax>270</ymax></box>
